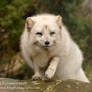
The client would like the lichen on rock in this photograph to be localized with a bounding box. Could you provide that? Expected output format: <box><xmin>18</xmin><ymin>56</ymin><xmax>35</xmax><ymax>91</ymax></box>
<box><xmin>0</xmin><ymin>78</ymin><xmax>91</xmax><ymax>92</ymax></box>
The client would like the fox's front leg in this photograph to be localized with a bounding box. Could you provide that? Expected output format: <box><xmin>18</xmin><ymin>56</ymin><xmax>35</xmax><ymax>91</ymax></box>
<box><xmin>45</xmin><ymin>57</ymin><xmax>60</xmax><ymax>79</ymax></box>
<box><xmin>32</xmin><ymin>62</ymin><xmax>43</xmax><ymax>80</ymax></box>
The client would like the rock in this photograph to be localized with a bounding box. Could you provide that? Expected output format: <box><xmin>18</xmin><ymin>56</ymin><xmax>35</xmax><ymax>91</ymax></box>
<box><xmin>0</xmin><ymin>53</ymin><xmax>33</xmax><ymax>79</ymax></box>
<box><xmin>0</xmin><ymin>78</ymin><xmax>91</xmax><ymax>92</ymax></box>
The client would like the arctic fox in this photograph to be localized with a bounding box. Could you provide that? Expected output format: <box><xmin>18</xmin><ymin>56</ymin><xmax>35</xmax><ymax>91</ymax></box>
<box><xmin>20</xmin><ymin>14</ymin><xmax>89</xmax><ymax>83</ymax></box>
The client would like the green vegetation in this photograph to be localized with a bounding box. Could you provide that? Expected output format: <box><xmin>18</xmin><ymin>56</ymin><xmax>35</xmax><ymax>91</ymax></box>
<box><xmin>0</xmin><ymin>0</ymin><xmax>92</xmax><ymax>80</ymax></box>
<box><xmin>0</xmin><ymin>0</ymin><xmax>37</xmax><ymax>61</ymax></box>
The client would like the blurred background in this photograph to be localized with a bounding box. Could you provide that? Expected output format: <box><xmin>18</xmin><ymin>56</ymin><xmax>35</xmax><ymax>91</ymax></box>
<box><xmin>0</xmin><ymin>0</ymin><xmax>92</xmax><ymax>82</ymax></box>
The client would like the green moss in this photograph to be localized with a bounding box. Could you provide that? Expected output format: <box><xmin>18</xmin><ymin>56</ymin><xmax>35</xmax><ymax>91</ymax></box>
<box><xmin>85</xmin><ymin>64</ymin><xmax>92</xmax><ymax>83</ymax></box>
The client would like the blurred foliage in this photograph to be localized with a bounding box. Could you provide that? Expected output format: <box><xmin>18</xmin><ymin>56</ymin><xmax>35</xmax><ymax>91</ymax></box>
<box><xmin>0</xmin><ymin>0</ymin><xmax>92</xmax><ymax>79</ymax></box>
<box><xmin>85</xmin><ymin>64</ymin><xmax>92</xmax><ymax>83</ymax></box>
<box><xmin>0</xmin><ymin>0</ymin><xmax>37</xmax><ymax>63</ymax></box>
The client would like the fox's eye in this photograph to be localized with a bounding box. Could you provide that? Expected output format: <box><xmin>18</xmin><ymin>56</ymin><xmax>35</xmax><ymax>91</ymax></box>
<box><xmin>50</xmin><ymin>32</ymin><xmax>55</xmax><ymax>35</ymax></box>
<box><xmin>36</xmin><ymin>32</ymin><xmax>42</xmax><ymax>36</ymax></box>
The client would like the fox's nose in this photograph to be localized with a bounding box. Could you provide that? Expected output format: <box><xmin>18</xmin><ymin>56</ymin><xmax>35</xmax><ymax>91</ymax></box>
<box><xmin>45</xmin><ymin>41</ymin><xmax>50</xmax><ymax>46</ymax></box>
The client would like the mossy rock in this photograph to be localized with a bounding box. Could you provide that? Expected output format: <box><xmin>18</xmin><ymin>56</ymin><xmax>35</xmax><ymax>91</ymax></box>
<box><xmin>0</xmin><ymin>78</ymin><xmax>92</xmax><ymax>92</ymax></box>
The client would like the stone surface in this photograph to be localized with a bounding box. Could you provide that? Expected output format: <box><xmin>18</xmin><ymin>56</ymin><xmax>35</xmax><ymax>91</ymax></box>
<box><xmin>0</xmin><ymin>78</ymin><xmax>91</xmax><ymax>92</ymax></box>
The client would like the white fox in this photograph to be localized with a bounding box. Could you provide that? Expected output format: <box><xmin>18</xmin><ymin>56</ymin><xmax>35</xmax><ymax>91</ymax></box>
<box><xmin>20</xmin><ymin>14</ymin><xmax>89</xmax><ymax>83</ymax></box>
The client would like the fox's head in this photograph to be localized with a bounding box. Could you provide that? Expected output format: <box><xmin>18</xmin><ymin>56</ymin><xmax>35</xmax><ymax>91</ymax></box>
<box><xmin>25</xmin><ymin>14</ymin><xmax>62</xmax><ymax>49</ymax></box>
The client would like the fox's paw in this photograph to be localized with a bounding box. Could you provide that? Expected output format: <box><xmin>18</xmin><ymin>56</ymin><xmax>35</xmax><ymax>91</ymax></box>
<box><xmin>45</xmin><ymin>68</ymin><xmax>55</xmax><ymax>79</ymax></box>
<box><xmin>32</xmin><ymin>74</ymin><xmax>43</xmax><ymax>80</ymax></box>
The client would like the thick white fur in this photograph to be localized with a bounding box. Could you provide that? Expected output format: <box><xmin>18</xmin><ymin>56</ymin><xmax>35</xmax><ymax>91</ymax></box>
<box><xmin>20</xmin><ymin>14</ymin><xmax>89</xmax><ymax>83</ymax></box>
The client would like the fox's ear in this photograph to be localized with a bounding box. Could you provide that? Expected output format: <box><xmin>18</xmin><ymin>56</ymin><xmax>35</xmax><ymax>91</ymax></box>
<box><xmin>56</xmin><ymin>15</ymin><xmax>62</xmax><ymax>29</ymax></box>
<box><xmin>26</xmin><ymin>17</ymin><xmax>35</xmax><ymax>32</ymax></box>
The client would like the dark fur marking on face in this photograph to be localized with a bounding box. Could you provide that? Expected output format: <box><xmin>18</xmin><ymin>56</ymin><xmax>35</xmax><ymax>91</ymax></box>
<box><xmin>44</xmin><ymin>25</ymin><xmax>48</xmax><ymax>30</ymax></box>
<box><xmin>27</xmin><ymin>27</ymin><xmax>31</xmax><ymax>32</ymax></box>
<box><xmin>33</xmin><ymin>41</ymin><xmax>38</xmax><ymax>45</ymax></box>
<box><xmin>59</xmin><ymin>25</ymin><xmax>62</xmax><ymax>29</ymax></box>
